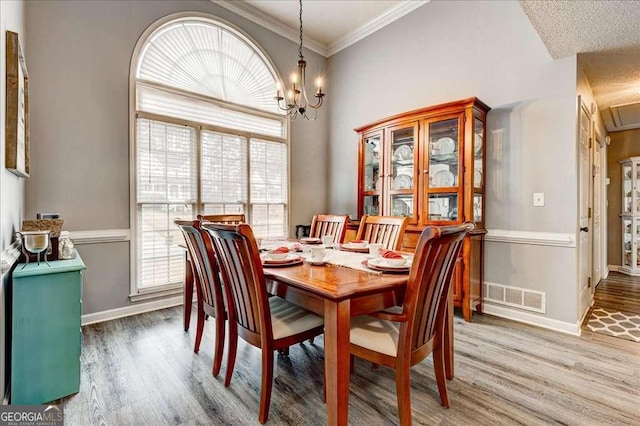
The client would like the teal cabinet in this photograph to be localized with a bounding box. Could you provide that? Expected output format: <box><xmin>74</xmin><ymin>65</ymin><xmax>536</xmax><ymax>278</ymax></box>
<box><xmin>11</xmin><ymin>255</ymin><xmax>86</xmax><ymax>404</ymax></box>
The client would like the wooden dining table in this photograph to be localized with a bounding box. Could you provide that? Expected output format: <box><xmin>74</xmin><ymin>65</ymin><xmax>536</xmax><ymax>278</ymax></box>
<box><xmin>262</xmin><ymin>256</ymin><xmax>455</xmax><ymax>426</ymax></box>
<box><xmin>181</xmin><ymin>244</ymin><xmax>454</xmax><ymax>425</ymax></box>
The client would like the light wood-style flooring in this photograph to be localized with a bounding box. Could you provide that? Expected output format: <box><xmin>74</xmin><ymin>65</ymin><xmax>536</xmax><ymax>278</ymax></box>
<box><xmin>59</xmin><ymin>305</ymin><xmax>639</xmax><ymax>425</ymax></box>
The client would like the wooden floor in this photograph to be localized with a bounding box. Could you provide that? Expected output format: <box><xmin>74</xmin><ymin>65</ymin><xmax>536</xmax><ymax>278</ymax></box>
<box><xmin>592</xmin><ymin>272</ymin><xmax>640</xmax><ymax>314</ymax></box>
<box><xmin>58</xmin><ymin>305</ymin><xmax>640</xmax><ymax>425</ymax></box>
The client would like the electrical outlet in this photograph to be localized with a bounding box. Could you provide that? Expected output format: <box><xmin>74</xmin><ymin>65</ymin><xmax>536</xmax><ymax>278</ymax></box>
<box><xmin>533</xmin><ymin>193</ymin><xmax>544</xmax><ymax>207</ymax></box>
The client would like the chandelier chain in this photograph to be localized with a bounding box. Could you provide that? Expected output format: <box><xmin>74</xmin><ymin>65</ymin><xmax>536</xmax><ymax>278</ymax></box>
<box><xmin>298</xmin><ymin>0</ymin><xmax>303</xmax><ymax>59</ymax></box>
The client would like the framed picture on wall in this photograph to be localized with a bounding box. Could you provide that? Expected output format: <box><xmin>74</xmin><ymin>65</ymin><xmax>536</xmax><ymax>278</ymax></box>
<box><xmin>5</xmin><ymin>30</ymin><xmax>30</xmax><ymax>178</ymax></box>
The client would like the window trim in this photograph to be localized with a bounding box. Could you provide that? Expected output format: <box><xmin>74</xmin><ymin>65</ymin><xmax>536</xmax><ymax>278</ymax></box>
<box><xmin>129</xmin><ymin>12</ymin><xmax>290</xmax><ymax>300</ymax></box>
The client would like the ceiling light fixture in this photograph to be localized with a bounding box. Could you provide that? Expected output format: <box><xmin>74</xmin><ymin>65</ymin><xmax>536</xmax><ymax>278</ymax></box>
<box><xmin>274</xmin><ymin>0</ymin><xmax>325</xmax><ymax>120</ymax></box>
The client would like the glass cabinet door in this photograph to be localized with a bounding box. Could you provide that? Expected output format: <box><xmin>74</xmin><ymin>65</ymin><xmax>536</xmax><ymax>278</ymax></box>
<box><xmin>426</xmin><ymin>116</ymin><xmax>461</xmax><ymax>222</ymax></box>
<box><xmin>361</xmin><ymin>132</ymin><xmax>382</xmax><ymax>216</ymax></box>
<box><xmin>623</xmin><ymin>218</ymin><xmax>632</xmax><ymax>268</ymax></box>
<box><xmin>387</xmin><ymin>123</ymin><xmax>418</xmax><ymax>223</ymax></box>
<box><xmin>623</xmin><ymin>163</ymin><xmax>632</xmax><ymax>214</ymax></box>
<box><xmin>473</xmin><ymin>117</ymin><xmax>484</xmax><ymax>222</ymax></box>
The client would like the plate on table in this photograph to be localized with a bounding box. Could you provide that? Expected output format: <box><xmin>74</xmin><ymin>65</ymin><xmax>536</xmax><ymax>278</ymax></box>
<box><xmin>437</xmin><ymin>137</ymin><xmax>456</xmax><ymax>155</ymax></box>
<box><xmin>432</xmin><ymin>170</ymin><xmax>455</xmax><ymax>187</ymax></box>
<box><xmin>392</xmin><ymin>174</ymin><xmax>412</xmax><ymax>190</ymax></box>
<box><xmin>339</xmin><ymin>243</ymin><xmax>370</xmax><ymax>253</ymax></box>
<box><xmin>363</xmin><ymin>257</ymin><xmax>411</xmax><ymax>273</ymax></box>
<box><xmin>393</xmin><ymin>145</ymin><xmax>412</xmax><ymax>161</ymax></box>
<box><xmin>300</xmin><ymin>237</ymin><xmax>322</xmax><ymax>245</ymax></box>
<box><xmin>261</xmin><ymin>254</ymin><xmax>303</xmax><ymax>267</ymax></box>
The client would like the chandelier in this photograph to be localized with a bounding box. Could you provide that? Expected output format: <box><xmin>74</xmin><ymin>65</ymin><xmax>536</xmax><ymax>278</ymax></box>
<box><xmin>275</xmin><ymin>0</ymin><xmax>325</xmax><ymax>120</ymax></box>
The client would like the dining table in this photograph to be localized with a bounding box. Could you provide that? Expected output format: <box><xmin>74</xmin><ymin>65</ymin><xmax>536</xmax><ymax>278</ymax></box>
<box><xmin>261</xmin><ymin>245</ymin><xmax>455</xmax><ymax>426</ymax></box>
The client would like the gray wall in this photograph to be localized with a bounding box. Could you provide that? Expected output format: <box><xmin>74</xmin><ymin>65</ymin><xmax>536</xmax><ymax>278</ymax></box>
<box><xmin>25</xmin><ymin>0</ymin><xmax>329</xmax><ymax>314</ymax></box>
<box><xmin>607</xmin><ymin>129</ymin><xmax>640</xmax><ymax>267</ymax></box>
<box><xmin>1</xmin><ymin>0</ymin><xmax>26</xmax><ymax>402</ymax></box>
<box><xmin>326</xmin><ymin>1</ymin><xmax>580</xmax><ymax>323</ymax></box>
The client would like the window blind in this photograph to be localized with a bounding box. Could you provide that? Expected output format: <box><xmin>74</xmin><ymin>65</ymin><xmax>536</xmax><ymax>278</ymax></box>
<box><xmin>136</xmin><ymin>119</ymin><xmax>196</xmax><ymax>288</ymax></box>
<box><xmin>133</xmin><ymin>17</ymin><xmax>289</xmax><ymax>292</ymax></box>
<box><xmin>250</xmin><ymin>139</ymin><xmax>288</xmax><ymax>238</ymax></box>
<box><xmin>138</xmin><ymin>85</ymin><xmax>284</xmax><ymax>138</ymax></box>
<box><xmin>137</xmin><ymin>20</ymin><xmax>279</xmax><ymax>114</ymax></box>
<box><xmin>201</xmin><ymin>130</ymin><xmax>248</xmax><ymax>215</ymax></box>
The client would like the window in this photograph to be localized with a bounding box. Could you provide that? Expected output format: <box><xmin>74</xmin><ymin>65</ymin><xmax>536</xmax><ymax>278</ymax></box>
<box><xmin>131</xmin><ymin>15</ymin><xmax>287</xmax><ymax>294</ymax></box>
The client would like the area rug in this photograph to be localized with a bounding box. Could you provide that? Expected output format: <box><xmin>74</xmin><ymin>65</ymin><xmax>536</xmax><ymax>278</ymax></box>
<box><xmin>585</xmin><ymin>307</ymin><xmax>640</xmax><ymax>343</ymax></box>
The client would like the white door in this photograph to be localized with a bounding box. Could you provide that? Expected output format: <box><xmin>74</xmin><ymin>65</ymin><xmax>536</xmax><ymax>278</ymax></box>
<box><xmin>592</xmin><ymin>138</ymin><xmax>602</xmax><ymax>287</ymax></box>
<box><xmin>578</xmin><ymin>98</ymin><xmax>593</xmax><ymax>316</ymax></box>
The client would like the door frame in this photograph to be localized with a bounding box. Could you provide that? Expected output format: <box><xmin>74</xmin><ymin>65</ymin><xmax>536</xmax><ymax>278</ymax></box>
<box><xmin>577</xmin><ymin>95</ymin><xmax>594</xmax><ymax>321</ymax></box>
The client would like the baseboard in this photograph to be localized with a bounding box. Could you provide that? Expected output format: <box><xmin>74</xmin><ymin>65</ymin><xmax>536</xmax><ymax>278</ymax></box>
<box><xmin>81</xmin><ymin>296</ymin><xmax>183</xmax><ymax>326</ymax></box>
<box><xmin>603</xmin><ymin>266</ymin><xmax>610</xmax><ymax>278</ymax></box>
<box><xmin>482</xmin><ymin>303</ymin><xmax>581</xmax><ymax>336</ymax></box>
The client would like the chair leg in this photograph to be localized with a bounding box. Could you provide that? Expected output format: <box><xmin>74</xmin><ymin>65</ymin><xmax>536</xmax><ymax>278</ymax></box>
<box><xmin>194</xmin><ymin>300</ymin><xmax>205</xmax><ymax>353</ymax></box>
<box><xmin>224</xmin><ymin>322</ymin><xmax>238</xmax><ymax>387</ymax></box>
<box><xmin>396</xmin><ymin>364</ymin><xmax>412</xmax><ymax>426</ymax></box>
<box><xmin>278</xmin><ymin>347</ymin><xmax>289</xmax><ymax>356</ymax></box>
<box><xmin>433</xmin><ymin>336</ymin><xmax>450</xmax><ymax>408</ymax></box>
<box><xmin>258</xmin><ymin>350</ymin><xmax>275</xmax><ymax>424</ymax></box>
<box><xmin>212</xmin><ymin>310</ymin><xmax>225</xmax><ymax>377</ymax></box>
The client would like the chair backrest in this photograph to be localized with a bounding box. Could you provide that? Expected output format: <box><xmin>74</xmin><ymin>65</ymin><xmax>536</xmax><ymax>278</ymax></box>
<box><xmin>197</xmin><ymin>213</ymin><xmax>246</xmax><ymax>224</ymax></box>
<box><xmin>203</xmin><ymin>223</ymin><xmax>273</xmax><ymax>345</ymax></box>
<box><xmin>401</xmin><ymin>222</ymin><xmax>474</xmax><ymax>357</ymax></box>
<box><xmin>355</xmin><ymin>215</ymin><xmax>409</xmax><ymax>250</ymax></box>
<box><xmin>309</xmin><ymin>214</ymin><xmax>349</xmax><ymax>243</ymax></box>
<box><xmin>175</xmin><ymin>220</ymin><xmax>224</xmax><ymax>310</ymax></box>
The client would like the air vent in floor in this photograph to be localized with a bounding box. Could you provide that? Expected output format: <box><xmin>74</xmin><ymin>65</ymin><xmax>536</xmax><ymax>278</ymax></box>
<box><xmin>484</xmin><ymin>282</ymin><xmax>545</xmax><ymax>313</ymax></box>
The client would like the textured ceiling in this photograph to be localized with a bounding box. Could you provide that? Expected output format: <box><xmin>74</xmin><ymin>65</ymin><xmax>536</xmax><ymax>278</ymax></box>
<box><xmin>520</xmin><ymin>1</ymin><xmax>640</xmax><ymax>131</ymax></box>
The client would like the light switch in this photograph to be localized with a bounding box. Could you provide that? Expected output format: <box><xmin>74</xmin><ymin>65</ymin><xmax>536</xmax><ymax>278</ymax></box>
<box><xmin>533</xmin><ymin>193</ymin><xmax>544</xmax><ymax>207</ymax></box>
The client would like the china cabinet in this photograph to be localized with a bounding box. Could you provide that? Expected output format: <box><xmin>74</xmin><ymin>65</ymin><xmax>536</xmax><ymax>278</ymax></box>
<box><xmin>355</xmin><ymin>97</ymin><xmax>490</xmax><ymax>320</ymax></box>
<box><xmin>619</xmin><ymin>157</ymin><xmax>640</xmax><ymax>275</ymax></box>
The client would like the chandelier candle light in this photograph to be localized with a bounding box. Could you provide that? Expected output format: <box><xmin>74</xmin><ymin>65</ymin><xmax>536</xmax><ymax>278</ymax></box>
<box><xmin>275</xmin><ymin>0</ymin><xmax>325</xmax><ymax>120</ymax></box>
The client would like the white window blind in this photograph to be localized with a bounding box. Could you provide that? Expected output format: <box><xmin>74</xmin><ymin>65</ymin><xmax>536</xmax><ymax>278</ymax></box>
<box><xmin>201</xmin><ymin>130</ymin><xmax>248</xmax><ymax>215</ymax></box>
<box><xmin>133</xmin><ymin>17</ymin><xmax>288</xmax><ymax>292</ymax></box>
<box><xmin>136</xmin><ymin>119</ymin><xmax>196</xmax><ymax>288</ymax></box>
<box><xmin>250</xmin><ymin>139</ymin><xmax>288</xmax><ymax>238</ymax></box>
<box><xmin>138</xmin><ymin>85</ymin><xmax>284</xmax><ymax>138</ymax></box>
<box><xmin>138</xmin><ymin>20</ymin><xmax>279</xmax><ymax>114</ymax></box>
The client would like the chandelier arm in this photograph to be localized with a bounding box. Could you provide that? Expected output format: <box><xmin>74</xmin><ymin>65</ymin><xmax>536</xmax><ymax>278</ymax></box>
<box><xmin>305</xmin><ymin>96</ymin><xmax>324</xmax><ymax>110</ymax></box>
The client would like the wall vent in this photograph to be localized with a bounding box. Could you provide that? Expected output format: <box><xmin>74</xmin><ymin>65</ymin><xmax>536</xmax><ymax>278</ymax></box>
<box><xmin>484</xmin><ymin>282</ymin><xmax>545</xmax><ymax>313</ymax></box>
<box><xmin>610</xmin><ymin>101</ymin><xmax>640</xmax><ymax>128</ymax></box>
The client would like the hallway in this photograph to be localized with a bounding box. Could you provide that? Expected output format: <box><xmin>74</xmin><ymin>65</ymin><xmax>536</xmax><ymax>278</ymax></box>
<box><xmin>582</xmin><ymin>272</ymin><xmax>640</xmax><ymax>347</ymax></box>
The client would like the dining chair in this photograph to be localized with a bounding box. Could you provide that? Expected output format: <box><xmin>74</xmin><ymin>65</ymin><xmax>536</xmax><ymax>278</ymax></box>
<box><xmin>204</xmin><ymin>223</ymin><xmax>324</xmax><ymax>424</ymax></box>
<box><xmin>197</xmin><ymin>213</ymin><xmax>246</xmax><ymax>224</ymax></box>
<box><xmin>183</xmin><ymin>214</ymin><xmax>246</xmax><ymax>336</ymax></box>
<box><xmin>349</xmin><ymin>222</ymin><xmax>475</xmax><ymax>425</ymax></box>
<box><xmin>355</xmin><ymin>215</ymin><xmax>410</xmax><ymax>250</ymax></box>
<box><xmin>175</xmin><ymin>220</ymin><xmax>226</xmax><ymax>377</ymax></box>
<box><xmin>309</xmin><ymin>214</ymin><xmax>349</xmax><ymax>244</ymax></box>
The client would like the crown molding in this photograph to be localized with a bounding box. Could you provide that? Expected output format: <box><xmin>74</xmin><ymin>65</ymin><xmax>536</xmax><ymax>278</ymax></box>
<box><xmin>211</xmin><ymin>0</ymin><xmax>329</xmax><ymax>57</ymax></box>
<box><xmin>327</xmin><ymin>1</ymin><xmax>430</xmax><ymax>56</ymax></box>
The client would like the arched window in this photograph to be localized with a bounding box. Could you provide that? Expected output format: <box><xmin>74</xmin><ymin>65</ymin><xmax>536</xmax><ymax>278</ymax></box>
<box><xmin>131</xmin><ymin>15</ymin><xmax>288</xmax><ymax>293</ymax></box>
